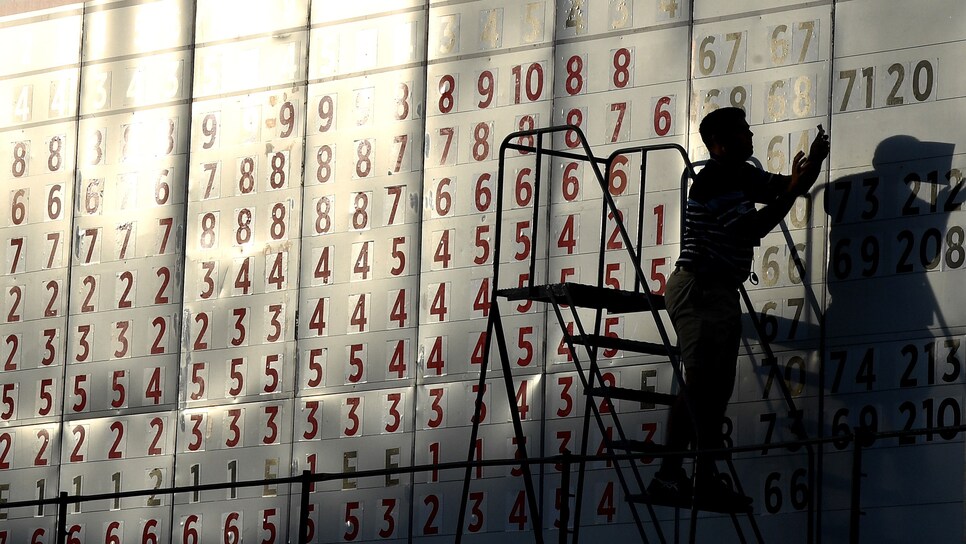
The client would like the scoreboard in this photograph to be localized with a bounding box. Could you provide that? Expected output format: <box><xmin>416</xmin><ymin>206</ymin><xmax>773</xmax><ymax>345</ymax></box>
<box><xmin>0</xmin><ymin>0</ymin><xmax>963</xmax><ymax>542</ymax></box>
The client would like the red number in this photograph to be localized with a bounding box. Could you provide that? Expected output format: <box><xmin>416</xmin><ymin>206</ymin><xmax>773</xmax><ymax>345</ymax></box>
<box><xmin>473</xmin><ymin>278</ymin><xmax>490</xmax><ymax>317</ymax></box>
<box><xmin>472</xmin><ymin>384</ymin><xmax>488</xmax><ymax>423</ymax></box>
<box><xmin>390</xmin><ymin>237</ymin><xmax>406</xmax><ymax>276</ymax></box>
<box><xmin>512</xmin><ymin>62</ymin><xmax>544</xmax><ymax>103</ymax></box>
<box><xmin>158</xmin><ymin>217</ymin><xmax>173</xmax><ymax>254</ymax></box>
<box><xmin>151</xmin><ymin>316</ymin><xmax>167</xmax><ymax>354</ymax></box>
<box><xmin>228</xmin><ymin>358</ymin><xmax>244</xmax><ymax>397</ymax></box>
<box><xmin>612</xmin><ymin>48</ymin><xmax>632</xmax><ymax>88</ymax></box>
<box><xmin>477</xmin><ymin>70</ymin><xmax>494</xmax><ymax>108</ymax></box>
<box><xmin>183</xmin><ymin>514</ymin><xmax>201</xmax><ymax>544</ymax></box>
<box><xmin>37</xmin><ymin>378</ymin><xmax>53</xmax><ymax>416</ymax></box>
<box><xmin>472</xmin><ymin>122</ymin><xmax>490</xmax><ymax>161</ymax></box>
<box><xmin>426</xmin><ymin>337</ymin><xmax>445</xmax><ymax>375</ymax></box>
<box><xmin>225</xmin><ymin>409</ymin><xmax>242</xmax><ymax>447</ymax></box>
<box><xmin>516</xmin><ymin>380</ymin><xmax>531</xmax><ymax>419</ymax></box>
<box><xmin>266</xmin><ymin>304</ymin><xmax>283</xmax><ymax>343</ymax></box>
<box><xmin>349</xmin><ymin>294</ymin><xmax>368</xmax><ymax>333</ymax></box>
<box><xmin>387</xmin><ymin>80</ymin><xmax>408</xmax><ymax>120</ymax></box>
<box><xmin>609</xmin><ymin>154</ymin><xmax>629</xmax><ymax>195</ymax></box>
<box><xmin>650</xmin><ymin>257</ymin><xmax>668</xmax><ymax>295</ymax></box>
<box><xmin>475</xmin><ymin>173</ymin><xmax>492</xmax><ymax>211</ymax></box>
<box><xmin>199</xmin><ymin>212</ymin><xmax>217</xmax><ymax>248</ymax></box>
<box><xmin>201</xmin><ymin>113</ymin><xmax>218</xmax><ymax>148</ymax></box>
<box><xmin>263</xmin><ymin>405</ymin><xmax>279</xmax><ymax>444</ymax></box>
<box><xmin>34</xmin><ymin>429</ymin><xmax>50</xmax><ymax>466</ymax></box>
<box><xmin>306</xmin><ymin>349</ymin><xmax>324</xmax><ymax>388</ymax></box>
<box><xmin>0</xmin><ymin>432</ymin><xmax>11</xmax><ymax>469</ymax></box>
<box><xmin>468</xmin><ymin>491</ymin><xmax>485</xmax><ymax>532</ymax></box>
<box><xmin>111</xmin><ymin>370</ymin><xmax>126</xmax><ymax>408</ymax></box>
<box><xmin>230</xmin><ymin>307</ymin><xmax>247</xmax><ymax>346</ymax></box>
<box><xmin>565</xmin><ymin>55</ymin><xmax>584</xmax><ymax>95</ymax></box>
<box><xmin>41</xmin><ymin>329</ymin><xmax>57</xmax><ymax>366</ymax></box>
<box><xmin>261</xmin><ymin>508</ymin><xmax>277</xmax><ymax>544</ymax></box>
<box><xmin>318</xmin><ymin>95</ymin><xmax>334</xmax><ymax>132</ymax></box>
<box><xmin>565</xmin><ymin>108</ymin><xmax>583</xmax><ymax>148</ymax></box>
<box><xmin>562</xmin><ymin>162</ymin><xmax>580</xmax><ymax>201</ymax></box>
<box><xmin>514</xmin><ymin>221</ymin><xmax>531</xmax><ymax>261</ymax></box>
<box><xmin>142</xmin><ymin>519</ymin><xmax>159</xmax><ymax>544</ymax></box>
<box><xmin>105</xmin><ymin>521</ymin><xmax>122</xmax><ymax>544</ymax></box>
<box><xmin>223</xmin><ymin>512</ymin><xmax>241</xmax><ymax>544</ymax></box>
<box><xmin>148</xmin><ymin>417</ymin><xmax>164</xmax><ymax>455</ymax></box>
<box><xmin>429</xmin><ymin>283</ymin><xmax>448</xmax><ymax>322</ymax></box>
<box><xmin>314</xmin><ymin>246</ymin><xmax>331</xmax><ymax>283</ymax></box>
<box><xmin>315</xmin><ymin>196</ymin><xmax>332</xmax><ymax>233</ymax></box>
<box><xmin>385</xmin><ymin>393</ymin><xmax>402</xmax><ymax>433</ymax></box>
<box><xmin>267</xmin><ymin>252</ymin><xmax>285</xmax><ymax>290</ymax></box>
<box><xmin>145</xmin><ymin>367</ymin><xmax>162</xmax><ymax>404</ymax></box>
<box><xmin>607</xmin><ymin>209</ymin><xmax>625</xmax><ymax>250</ymax></box>
<box><xmin>557</xmin><ymin>215</ymin><xmax>577</xmax><ymax>254</ymax></box>
<box><xmin>438</xmin><ymin>127</ymin><xmax>455</xmax><ymax>165</ymax></box>
<box><xmin>187</xmin><ymin>415</ymin><xmax>204</xmax><ymax>451</ymax></box>
<box><xmin>344</xmin><ymin>397</ymin><xmax>361</xmax><ymax>436</ymax></box>
<box><xmin>384</xmin><ymin>341</ymin><xmax>408</xmax><ymax>382</ymax></box>
<box><xmin>81</xmin><ymin>275</ymin><xmax>96</xmax><ymax>313</ymax></box>
<box><xmin>238</xmin><ymin>157</ymin><xmax>255</xmax><ymax>194</ymax></box>
<box><xmin>389</xmin><ymin>289</ymin><xmax>408</xmax><ymax>328</ymax></box>
<box><xmin>470</xmin><ymin>332</ymin><xmax>488</xmax><ymax>366</ymax></box>
<box><xmin>347</xmin><ymin>344</ymin><xmax>365</xmax><ymax>383</ymax></box>
<box><xmin>434</xmin><ymin>178</ymin><xmax>452</xmax><ymax>216</ymax></box>
<box><xmin>423</xmin><ymin>495</ymin><xmax>440</xmax><ymax>535</ymax></box>
<box><xmin>654</xmin><ymin>95</ymin><xmax>672</xmax><ymax>136</ymax></box>
<box><xmin>263</xmin><ymin>354</ymin><xmax>280</xmax><ymax>394</ymax></box>
<box><xmin>597</xmin><ymin>481</ymin><xmax>617</xmax><ymax>522</ymax></box>
<box><xmin>428</xmin><ymin>388</ymin><xmax>444</xmax><ymax>428</ymax></box>
<box><xmin>232</xmin><ymin>254</ymin><xmax>251</xmax><ymax>293</ymax></box>
<box><xmin>392</xmin><ymin>134</ymin><xmax>408</xmax><ymax>173</ymax></box>
<box><xmin>303</xmin><ymin>401</ymin><xmax>321</xmax><ymax>440</ymax></box>
<box><xmin>69</xmin><ymin>425</ymin><xmax>86</xmax><ymax>462</ymax></box>
<box><xmin>517</xmin><ymin>328</ymin><xmax>534</xmax><ymax>367</ymax></box>
<box><xmin>0</xmin><ymin>383</ymin><xmax>14</xmax><ymax>420</ymax></box>
<box><xmin>193</xmin><ymin>312</ymin><xmax>210</xmax><ymax>350</ymax></box>
<box><xmin>155</xmin><ymin>266</ymin><xmax>170</xmax><ymax>304</ymax></box>
<box><xmin>47</xmin><ymin>184</ymin><xmax>62</xmax><ymax>219</ymax></box>
<box><xmin>351</xmin><ymin>192</ymin><xmax>369</xmax><ymax>230</ymax></box>
<box><xmin>508</xmin><ymin>490</ymin><xmax>528</xmax><ymax>530</ymax></box>
<box><xmin>10</xmin><ymin>189</ymin><xmax>26</xmax><ymax>225</ymax></box>
<box><xmin>4</xmin><ymin>334</ymin><xmax>18</xmax><ymax>370</ymax></box>
<box><xmin>610</xmin><ymin>102</ymin><xmax>626</xmax><ymax>142</ymax></box>
<box><xmin>379</xmin><ymin>498</ymin><xmax>397</xmax><ymax>538</ymax></box>
<box><xmin>605</xmin><ymin>262</ymin><xmax>621</xmax><ymax>290</ymax></box>
<box><xmin>474</xmin><ymin>225</ymin><xmax>491</xmax><ymax>265</ymax></box>
<box><xmin>71</xmin><ymin>374</ymin><xmax>88</xmax><ymax>412</ymax></box>
<box><xmin>434</xmin><ymin>230</ymin><xmax>451</xmax><ymax>268</ymax></box>
<box><xmin>278</xmin><ymin>101</ymin><xmax>295</xmax><ymax>138</ymax></box>
<box><xmin>269</xmin><ymin>203</ymin><xmax>286</xmax><ymax>239</ymax></box>
<box><xmin>438</xmin><ymin>74</ymin><xmax>456</xmax><ymax>113</ymax></box>
<box><xmin>557</xmin><ymin>376</ymin><xmax>574</xmax><ymax>417</ymax></box>
<box><xmin>515</xmin><ymin>168</ymin><xmax>533</xmax><ymax>206</ymax></box>
<box><xmin>316</xmin><ymin>145</ymin><xmax>332</xmax><ymax>183</ymax></box>
<box><xmin>108</xmin><ymin>420</ymin><xmax>124</xmax><ymax>459</ymax></box>
<box><xmin>309</xmin><ymin>298</ymin><xmax>327</xmax><ymax>336</ymax></box>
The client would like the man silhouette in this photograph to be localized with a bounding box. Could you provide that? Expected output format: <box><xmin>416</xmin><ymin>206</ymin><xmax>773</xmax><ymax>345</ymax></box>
<box><xmin>648</xmin><ymin>107</ymin><xmax>830</xmax><ymax>508</ymax></box>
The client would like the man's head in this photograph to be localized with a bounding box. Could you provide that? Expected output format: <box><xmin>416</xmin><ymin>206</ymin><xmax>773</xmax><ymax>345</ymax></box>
<box><xmin>699</xmin><ymin>107</ymin><xmax>753</xmax><ymax>163</ymax></box>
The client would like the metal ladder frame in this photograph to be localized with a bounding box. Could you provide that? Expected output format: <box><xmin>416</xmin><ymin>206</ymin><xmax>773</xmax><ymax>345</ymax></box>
<box><xmin>455</xmin><ymin>124</ymin><xmax>814</xmax><ymax>544</ymax></box>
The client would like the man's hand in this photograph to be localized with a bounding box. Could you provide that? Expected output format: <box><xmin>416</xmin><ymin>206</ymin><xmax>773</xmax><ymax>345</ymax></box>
<box><xmin>788</xmin><ymin>151</ymin><xmax>813</xmax><ymax>195</ymax></box>
<box><xmin>809</xmin><ymin>125</ymin><xmax>830</xmax><ymax>162</ymax></box>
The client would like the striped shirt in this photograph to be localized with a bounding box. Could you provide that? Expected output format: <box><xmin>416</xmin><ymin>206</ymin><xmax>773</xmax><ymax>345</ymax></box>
<box><xmin>676</xmin><ymin>159</ymin><xmax>783</xmax><ymax>284</ymax></box>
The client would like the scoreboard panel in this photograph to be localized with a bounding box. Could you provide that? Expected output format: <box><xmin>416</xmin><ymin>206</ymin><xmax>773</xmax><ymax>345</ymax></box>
<box><xmin>0</xmin><ymin>0</ymin><xmax>963</xmax><ymax>542</ymax></box>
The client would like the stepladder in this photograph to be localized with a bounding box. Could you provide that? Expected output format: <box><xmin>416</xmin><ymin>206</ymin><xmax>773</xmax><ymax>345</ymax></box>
<box><xmin>455</xmin><ymin>124</ymin><xmax>813</xmax><ymax>544</ymax></box>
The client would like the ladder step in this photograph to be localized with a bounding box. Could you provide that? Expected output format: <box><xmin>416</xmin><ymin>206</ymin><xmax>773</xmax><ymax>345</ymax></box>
<box><xmin>626</xmin><ymin>494</ymin><xmax>753</xmax><ymax>514</ymax></box>
<box><xmin>587</xmin><ymin>386</ymin><xmax>677</xmax><ymax>406</ymax></box>
<box><xmin>572</xmin><ymin>334</ymin><xmax>678</xmax><ymax>356</ymax></box>
<box><xmin>495</xmin><ymin>282</ymin><xmax>664</xmax><ymax>313</ymax></box>
<box><xmin>610</xmin><ymin>439</ymin><xmax>667</xmax><ymax>454</ymax></box>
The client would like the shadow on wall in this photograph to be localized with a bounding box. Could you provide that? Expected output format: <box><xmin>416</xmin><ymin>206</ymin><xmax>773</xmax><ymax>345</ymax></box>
<box><xmin>825</xmin><ymin>135</ymin><xmax>958</xmax><ymax>339</ymax></box>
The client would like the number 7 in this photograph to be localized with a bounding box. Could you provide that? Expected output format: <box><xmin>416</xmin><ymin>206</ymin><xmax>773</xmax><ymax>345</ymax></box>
<box><xmin>725</xmin><ymin>31</ymin><xmax>743</xmax><ymax>73</ymax></box>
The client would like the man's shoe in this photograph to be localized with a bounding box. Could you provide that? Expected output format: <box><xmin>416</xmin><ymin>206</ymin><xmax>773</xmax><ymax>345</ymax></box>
<box><xmin>694</xmin><ymin>477</ymin><xmax>752</xmax><ymax>513</ymax></box>
<box><xmin>646</xmin><ymin>469</ymin><xmax>693</xmax><ymax>506</ymax></box>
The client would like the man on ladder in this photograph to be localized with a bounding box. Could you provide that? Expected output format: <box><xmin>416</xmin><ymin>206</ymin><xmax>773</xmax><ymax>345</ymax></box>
<box><xmin>647</xmin><ymin>107</ymin><xmax>830</xmax><ymax>509</ymax></box>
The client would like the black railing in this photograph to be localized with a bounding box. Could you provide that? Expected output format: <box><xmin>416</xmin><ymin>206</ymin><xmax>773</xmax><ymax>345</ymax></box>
<box><xmin>0</xmin><ymin>425</ymin><xmax>957</xmax><ymax>543</ymax></box>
